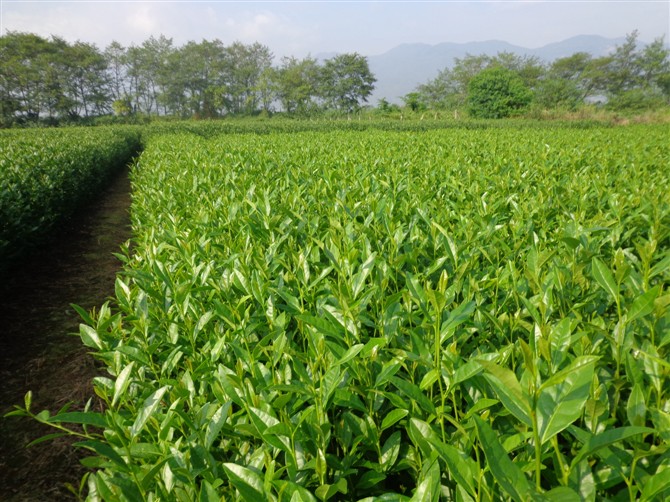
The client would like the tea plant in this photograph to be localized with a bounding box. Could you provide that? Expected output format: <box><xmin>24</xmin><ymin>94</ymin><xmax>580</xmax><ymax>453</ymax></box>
<box><xmin>9</xmin><ymin>124</ymin><xmax>670</xmax><ymax>500</ymax></box>
<box><xmin>0</xmin><ymin>126</ymin><xmax>142</xmax><ymax>265</ymax></box>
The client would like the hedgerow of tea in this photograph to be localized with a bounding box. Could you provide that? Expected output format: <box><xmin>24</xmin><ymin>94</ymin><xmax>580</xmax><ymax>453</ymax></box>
<box><xmin>10</xmin><ymin>124</ymin><xmax>670</xmax><ymax>501</ymax></box>
<box><xmin>0</xmin><ymin>126</ymin><xmax>141</xmax><ymax>265</ymax></box>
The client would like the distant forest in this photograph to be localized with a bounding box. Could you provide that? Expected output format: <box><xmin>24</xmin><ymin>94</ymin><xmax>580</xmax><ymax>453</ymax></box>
<box><xmin>0</xmin><ymin>32</ymin><xmax>376</xmax><ymax>125</ymax></box>
<box><xmin>0</xmin><ymin>30</ymin><xmax>668</xmax><ymax>125</ymax></box>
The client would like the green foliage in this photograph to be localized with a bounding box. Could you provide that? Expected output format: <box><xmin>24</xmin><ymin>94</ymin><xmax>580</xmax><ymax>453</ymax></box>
<box><xmin>401</xmin><ymin>92</ymin><xmax>427</xmax><ymax>112</ymax></box>
<box><xmin>0</xmin><ymin>126</ymin><xmax>141</xmax><ymax>266</ymax></box>
<box><xmin>275</xmin><ymin>56</ymin><xmax>321</xmax><ymax>115</ymax></box>
<box><xmin>320</xmin><ymin>53</ymin><xmax>376</xmax><ymax>113</ymax></box>
<box><xmin>412</xmin><ymin>34</ymin><xmax>670</xmax><ymax>114</ymax></box>
<box><xmin>0</xmin><ymin>33</ymin><xmax>377</xmax><ymax>122</ymax></box>
<box><xmin>415</xmin><ymin>52</ymin><xmax>543</xmax><ymax>112</ymax></box>
<box><xmin>467</xmin><ymin>67</ymin><xmax>533</xmax><ymax>118</ymax></box>
<box><xmin>6</xmin><ymin>123</ymin><xmax>670</xmax><ymax>500</ymax></box>
<box><xmin>534</xmin><ymin>77</ymin><xmax>582</xmax><ymax>110</ymax></box>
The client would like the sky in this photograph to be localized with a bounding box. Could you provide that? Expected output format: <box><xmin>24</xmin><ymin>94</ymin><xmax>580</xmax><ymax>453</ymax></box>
<box><xmin>1</xmin><ymin>1</ymin><xmax>668</xmax><ymax>58</ymax></box>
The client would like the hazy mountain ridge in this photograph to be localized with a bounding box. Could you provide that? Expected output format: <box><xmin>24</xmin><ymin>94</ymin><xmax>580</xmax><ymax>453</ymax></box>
<box><xmin>365</xmin><ymin>35</ymin><xmax>629</xmax><ymax>104</ymax></box>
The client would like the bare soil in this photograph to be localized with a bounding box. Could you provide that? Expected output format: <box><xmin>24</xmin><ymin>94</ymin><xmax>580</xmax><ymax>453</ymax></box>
<box><xmin>0</xmin><ymin>168</ymin><xmax>132</xmax><ymax>501</ymax></box>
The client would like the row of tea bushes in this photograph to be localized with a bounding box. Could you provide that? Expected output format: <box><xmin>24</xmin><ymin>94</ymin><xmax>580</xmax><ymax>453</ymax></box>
<box><xmin>0</xmin><ymin>126</ymin><xmax>142</xmax><ymax>267</ymax></box>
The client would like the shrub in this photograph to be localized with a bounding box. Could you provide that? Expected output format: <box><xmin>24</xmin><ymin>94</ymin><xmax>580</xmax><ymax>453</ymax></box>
<box><xmin>467</xmin><ymin>67</ymin><xmax>532</xmax><ymax>118</ymax></box>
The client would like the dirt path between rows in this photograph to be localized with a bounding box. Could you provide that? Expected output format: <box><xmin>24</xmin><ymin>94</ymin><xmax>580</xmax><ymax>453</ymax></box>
<box><xmin>0</xmin><ymin>167</ymin><xmax>133</xmax><ymax>501</ymax></box>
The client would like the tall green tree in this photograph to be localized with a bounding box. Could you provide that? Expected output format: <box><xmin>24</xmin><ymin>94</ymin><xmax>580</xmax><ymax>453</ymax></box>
<box><xmin>320</xmin><ymin>53</ymin><xmax>376</xmax><ymax>113</ymax></box>
<box><xmin>535</xmin><ymin>52</ymin><xmax>593</xmax><ymax>109</ymax></box>
<box><xmin>275</xmin><ymin>56</ymin><xmax>321</xmax><ymax>114</ymax></box>
<box><xmin>220</xmin><ymin>42</ymin><xmax>273</xmax><ymax>115</ymax></box>
<box><xmin>104</xmin><ymin>41</ymin><xmax>128</xmax><ymax>103</ymax></box>
<box><xmin>64</xmin><ymin>41</ymin><xmax>110</xmax><ymax>117</ymax></box>
<box><xmin>600</xmin><ymin>31</ymin><xmax>670</xmax><ymax>109</ymax></box>
<box><xmin>415</xmin><ymin>67</ymin><xmax>462</xmax><ymax>110</ymax></box>
<box><xmin>164</xmin><ymin>39</ymin><xmax>226</xmax><ymax>117</ymax></box>
<box><xmin>0</xmin><ymin>32</ymin><xmax>53</xmax><ymax>122</ymax></box>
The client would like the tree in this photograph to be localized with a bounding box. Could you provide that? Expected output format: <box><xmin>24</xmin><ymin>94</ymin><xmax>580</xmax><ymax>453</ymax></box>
<box><xmin>104</xmin><ymin>41</ymin><xmax>128</xmax><ymax>103</ymax></box>
<box><xmin>638</xmin><ymin>36</ymin><xmax>670</xmax><ymax>99</ymax></box>
<box><xmin>414</xmin><ymin>52</ymin><xmax>544</xmax><ymax>111</ymax></box>
<box><xmin>401</xmin><ymin>92</ymin><xmax>426</xmax><ymax>112</ymax></box>
<box><xmin>63</xmin><ymin>41</ymin><xmax>110</xmax><ymax>117</ymax></box>
<box><xmin>220</xmin><ymin>42</ymin><xmax>273</xmax><ymax>115</ymax></box>
<box><xmin>164</xmin><ymin>39</ymin><xmax>226</xmax><ymax>117</ymax></box>
<box><xmin>599</xmin><ymin>31</ymin><xmax>670</xmax><ymax>109</ymax></box>
<box><xmin>320</xmin><ymin>53</ymin><xmax>376</xmax><ymax>113</ymax></box>
<box><xmin>377</xmin><ymin>97</ymin><xmax>399</xmax><ymax>114</ymax></box>
<box><xmin>493</xmin><ymin>52</ymin><xmax>544</xmax><ymax>89</ymax></box>
<box><xmin>415</xmin><ymin>67</ymin><xmax>463</xmax><ymax>110</ymax></box>
<box><xmin>467</xmin><ymin>67</ymin><xmax>532</xmax><ymax>118</ymax></box>
<box><xmin>0</xmin><ymin>32</ymin><xmax>53</xmax><ymax>122</ymax></box>
<box><xmin>255</xmin><ymin>66</ymin><xmax>277</xmax><ymax>114</ymax></box>
<box><xmin>275</xmin><ymin>56</ymin><xmax>320</xmax><ymax>114</ymax></box>
<box><xmin>535</xmin><ymin>52</ymin><xmax>593</xmax><ymax>109</ymax></box>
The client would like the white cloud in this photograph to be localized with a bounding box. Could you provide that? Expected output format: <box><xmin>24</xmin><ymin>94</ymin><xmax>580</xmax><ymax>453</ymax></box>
<box><xmin>126</xmin><ymin>5</ymin><xmax>158</xmax><ymax>37</ymax></box>
<box><xmin>1</xmin><ymin>0</ymin><xmax>667</xmax><ymax>57</ymax></box>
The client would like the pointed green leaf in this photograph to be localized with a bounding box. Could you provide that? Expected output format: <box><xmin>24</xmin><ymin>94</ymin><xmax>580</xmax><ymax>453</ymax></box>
<box><xmin>223</xmin><ymin>463</ymin><xmax>267</xmax><ymax>501</ymax></box>
<box><xmin>473</xmin><ymin>416</ymin><xmax>532</xmax><ymax>502</ymax></box>
<box><xmin>352</xmin><ymin>252</ymin><xmax>376</xmax><ymax>299</ymax></box>
<box><xmin>389</xmin><ymin>376</ymin><xmax>436</xmax><ymax>415</ymax></box>
<box><xmin>205</xmin><ymin>403</ymin><xmax>230</xmax><ymax>449</ymax></box>
<box><xmin>591</xmin><ymin>258</ymin><xmax>618</xmax><ymax>301</ymax></box>
<box><xmin>79</xmin><ymin>324</ymin><xmax>102</xmax><ymax>350</ymax></box>
<box><xmin>406</xmin><ymin>273</ymin><xmax>428</xmax><ymax>314</ymax></box>
<box><xmin>356</xmin><ymin>470</ymin><xmax>387</xmax><ymax>491</ymax></box>
<box><xmin>112</xmin><ymin>362</ymin><xmax>135</xmax><ymax>408</ymax></box>
<box><xmin>541</xmin><ymin>486</ymin><xmax>582</xmax><ymax>502</ymax></box>
<box><xmin>199</xmin><ymin>480</ymin><xmax>219</xmax><ymax>502</ymax></box>
<box><xmin>537</xmin><ymin>356</ymin><xmax>597</xmax><ymax>444</ymax></box>
<box><xmin>640</xmin><ymin>466</ymin><xmax>670</xmax><ymax>501</ymax></box>
<box><xmin>479</xmin><ymin>360</ymin><xmax>532</xmax><ymax>427</ymax></box>
<box><xmin>48</xmin><ymin>411</ymin><xmax>107</xmax><ymax>428</ymax></box>
<box><xmin>275</xmin><ymin>480</ymin><xmax>318</xmax><ymax>502</ymax></box>
<box><xmin>440</xmin><ymin>301</ymin><xmax>475</xmax><ymax>342</ymax></box>
<box><xmin>380</xmin><ymin>431</ymin><xmax>401</xmax><ymax>471</ymax></box>
<box><xmin>410</xmin><ymin>455</ymin><xmax>440</xmax><ymax>502</ymax></box>
<box><xmin>627</xmin><ymin>286</ymin><xmax>659</xmax><ymax>323</ymax></box>
<box><xmin>26</xmin><ymin>432</ymin><xmax>68</xmax><ymax>447</ymax></box>
<box><xmin>336</xmin><ymin>343</ymin><xmax>364</xmax><ymax>367</ymax></box>
<box><xmin>570</xmin><ymin>426</ymin><xmax>653</xmax><ymax>467</ymax></box>
<box><xmin>130</xmin><ymin>386</ymin><xmax>169</xmax><ymax>438</ymax></box>
<box><xmin>650</xmin><ymin>408</ymin><xmax>670</xmax><ymax>442</ymax></box>
<box><xmin>381</xmin><ymin>408</ymin><xmax>409</xmax><ymax>431</ymax></box>
<box><xmin>75</xmin><ymin>440</ymin><xmax>128</xmax><ymax>470</ymax></box>
<box><xmin>296</xmin><ymin>313</ymin><xmax>343</xmax><ymax>339</ymax></box>
<box><xmin>549</xmin><ymin>318</ymin><xmax>573</xmax><ymax>370</ymax></box>
<box><xmin>626</xmin><ymin>384</ymin><xmax>646</xmax><ymax>427</ymax></box>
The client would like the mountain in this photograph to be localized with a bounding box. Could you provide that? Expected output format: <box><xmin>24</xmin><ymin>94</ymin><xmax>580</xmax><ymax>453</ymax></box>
<box><xmin>366</xmin><ymin>35</ymin><xmax>627</xmax><ymax>104</ymax></box>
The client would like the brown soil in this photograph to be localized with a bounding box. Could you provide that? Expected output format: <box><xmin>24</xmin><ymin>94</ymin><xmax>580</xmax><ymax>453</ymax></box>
<box><xmin>0</xmin><ymin>168</ymin><xmax>133</xmax><ymax>501</ymax></box>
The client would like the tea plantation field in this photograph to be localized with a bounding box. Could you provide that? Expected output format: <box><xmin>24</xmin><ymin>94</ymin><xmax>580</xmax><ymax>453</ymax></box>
<box><xmin>6</xmin><ymin>122</ymin><xmax>670</xmax><ymax>501</ymax></box>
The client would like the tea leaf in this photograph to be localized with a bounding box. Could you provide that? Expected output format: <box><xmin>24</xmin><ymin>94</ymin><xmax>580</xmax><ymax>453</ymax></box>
<box><xmin>479</xmin><ymin>361</ymin><xmax>532</xmax><ymax>427</ymax></box>
<box><xmin>537</xmin><ymin>356</ymin><xmax>597</xmax><ymax>444</ymax></box>
<box><xmin>130</xmin><ymin>386</ymin><xmax>169</xmax><ymax>438</ymax></box>
<box><xmin>591</xmin><ymin>258</ymin><xmax>618</xmax><ymax>302</ymax></box>
<box><xmin>626</xmin><ymin>286</ymin><xmax>659</xmax><ymax>323</ymax></box>
<box><xmin>473</xmin><ymin>416</ymin><xmax>533</xmax><ymax>502</ymax></box>
<box><xmin>223</xmin><ymin>463</ymin><xmax>267</xmax><ymax>501</ymax></box>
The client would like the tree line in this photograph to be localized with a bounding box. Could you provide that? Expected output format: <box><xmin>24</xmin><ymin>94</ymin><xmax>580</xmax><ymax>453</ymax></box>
<box><xmin>2</xmin><ymin>30</ymin><xmax>668</xmax><ymax>125</ymax></box>
<box><xmin>0</xmin><ymin>32</ymin><xmax>376</xmax><ymax>125</ymax></box>
<box><xmin>404</xmin><ymin>31</ymin><xmax>670</xmax><ymax>118</ymax></box>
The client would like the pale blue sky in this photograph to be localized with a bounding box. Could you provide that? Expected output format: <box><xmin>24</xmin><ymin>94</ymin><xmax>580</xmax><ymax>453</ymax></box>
<box><xmin>1</xmin><ymin>1</ymin><xmax>668</xmax><ymax>57</ymax></box>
